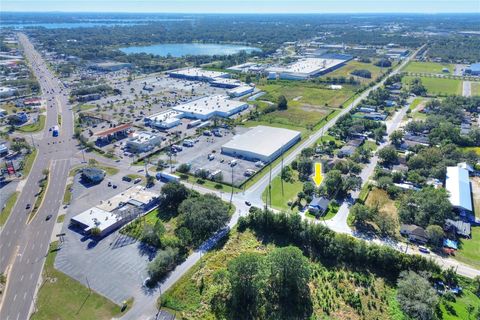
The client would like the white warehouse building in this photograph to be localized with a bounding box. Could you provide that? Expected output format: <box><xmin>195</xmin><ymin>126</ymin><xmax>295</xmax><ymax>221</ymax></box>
<box><xmin>172</xmin><ymin>95</ymin><xmax>248</xmax><ymax>120</ymax></box>
<box><xmin>221</xmin><ymin>125</ymin><xmax>301</xmax><ymax>163</ymax></box>
<box><xmin>168</xmin><ymin>67</ymin><xmax>230</xmax><ymax>82</ymax></box>
<box><xmin>267</xmin><ymin>55</ymin><xmax>351</xmax><ymax>80</ymax></box>
<box><xmin>445</xmin><ymin>166</ymin><xmax>473</xmax><ymax>213</ymax></box>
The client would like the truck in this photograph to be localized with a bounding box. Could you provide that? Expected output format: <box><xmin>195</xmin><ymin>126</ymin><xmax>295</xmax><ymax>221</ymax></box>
<box><xmin>229</xmin><ymin>159</ymin><xmax>238</xmax><ymax>167</ymax></box>
<box><xmin>156</xmin><ymin>171</ymin><xmax>180</xmax><ymax>182</ymax></box>
<box><xmin>187</xmin><ymin>119</ymin><xmax>202</xmax><ymax>128</ymax></box>
<box><xmin>52</xmin><ymin>125</ymin><xmax>59</xmax><ymax>137</ymax></box>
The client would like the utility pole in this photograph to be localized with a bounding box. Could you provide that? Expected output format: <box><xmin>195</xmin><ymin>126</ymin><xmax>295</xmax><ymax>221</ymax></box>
<box><xmin>280</xmin><ymin>146</ymin><xmax>284</xmax><ymax>197</ymax></box>
<box><xmin>229</xmin><ymin>166</ymin><xmax>234</xmax><ymax>207</ymax></box>
<box><xmin>269</xmin><ymin>164</ymin><xmax>272</xmax><ymax>208</ymax></box>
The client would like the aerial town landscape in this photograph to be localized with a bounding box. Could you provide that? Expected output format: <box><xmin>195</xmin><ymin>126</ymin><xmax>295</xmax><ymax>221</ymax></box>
<box><xmin>0</xmin><ymin>2</ymin><xmax>480</xmax><ymax>320</ymax></box>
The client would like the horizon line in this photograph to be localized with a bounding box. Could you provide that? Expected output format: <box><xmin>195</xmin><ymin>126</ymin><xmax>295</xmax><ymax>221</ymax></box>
<box><xmin>2</xmin><ymin>11</ymin><xmax>480</xmax><ymax>15</ymax></box>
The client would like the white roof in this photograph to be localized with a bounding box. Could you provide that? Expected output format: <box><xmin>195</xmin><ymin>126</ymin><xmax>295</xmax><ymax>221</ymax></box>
<box><xmin>169</xmin><ymin>67</ymin><xmax>229</xmax><ymax>79</ymax></box>
<box><xmin>147</xmin><ymin>110</ymin><xmax>183</xmax><ymax>124</ymax></box>
<box><xmin>173</xmin><ymin>95</ymin><xmax>246</xmax><ymax>116</ymax></box>
<box><xmin>210</xmin><ymin>78</ymin><xmax>242</xmax><ymax>86</ymax></box>
<box><xmin>97</xmin><ymin>185</ymin><xmax>158</xmax><ymax>212</ymax></box>
<box><xmin>71</xmin><ymin>207</ymin><xmax>121</xmax><ymax>232</ymax></box>
<box><xmin>129</xmin><ymin>132</ymin><xmax>159</xmax><ymax>144</ymax></box>
<box><xmin>446</xmin><ymin>166</ymin><xmax>472</xmax><ymax>211</ymax></box>
<box><xmin>222</xmin><ymin>125</ymin><xmax>301</xmax><ymax>159</ymax></box>
<box><xmin>227</xmin><ymin>86</ymin><xmax>254</xmax><ymax>95</ymax></box>
<box><xmin>268</xmin><ymin>58</ymin><xmax>346</xmax><ymax>76</ymax></box>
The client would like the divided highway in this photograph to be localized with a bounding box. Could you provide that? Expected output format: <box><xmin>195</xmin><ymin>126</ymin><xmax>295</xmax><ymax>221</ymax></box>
<box><xmin>0</xmin><ymin>33</ymin><xmax>75</xmax><ymax>320</ymax></box>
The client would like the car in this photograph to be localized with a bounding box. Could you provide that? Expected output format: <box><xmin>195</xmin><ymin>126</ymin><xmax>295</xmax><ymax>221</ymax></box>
<box><xmin>45</xmin><ymin>214</ymin><xmax>53</xmax><ymax>221</ymax></box>
<box><xmin>112</xmin><ymin>185</ymin><xmax>118</xmax><ymax>189</ymax></box>
<box><xmin>418</xmin><ymin>246</ymin><xmax>430</xmax><ymax>254</ymax></box>
<box><xmin>245</xmin><ymin>201</ymin><xmax>252</xmax><ymax>206</ymax></box>
<box><xmin>108</xmin><ymin>181</ymin><xmax>112</xmax><ymax>187</ymax></box>
<box><xmin>133</xmin><ymin>178</ymin><xmax>142</xmax><ymax>184</ymax></box>
<box><xmin>143</xmin><ymin>277</ymin><xmax>152</xmax><ymax>287</ymax></box>
<box><xmin>26</xmin><ymin>204</ymin><xmax>31</xmax><ymax>210</ymax></box>
<box><xmin>122</xmin><ymin>176</ymin><xmax>132</xmax><ymax>182</ymax></box>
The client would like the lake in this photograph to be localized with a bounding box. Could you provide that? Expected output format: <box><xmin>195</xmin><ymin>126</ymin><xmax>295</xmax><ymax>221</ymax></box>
<box><xmin>119</xmin><ymin>43</ymin><xmax>261</xmax><ymax>57</ymax></box>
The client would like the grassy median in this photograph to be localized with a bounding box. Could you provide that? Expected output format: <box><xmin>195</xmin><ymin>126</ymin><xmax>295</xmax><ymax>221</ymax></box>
<box><xmin>0</xmin><ymin>192</ymin><xmax>19</xmax><ymax>227</ymax></box>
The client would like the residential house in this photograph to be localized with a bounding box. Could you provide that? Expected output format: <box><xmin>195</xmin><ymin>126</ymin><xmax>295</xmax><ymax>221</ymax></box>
<box><xmin>400</xmin><ymin>224</ymin><xmax>428</xmax><ymax>244</ymax></box>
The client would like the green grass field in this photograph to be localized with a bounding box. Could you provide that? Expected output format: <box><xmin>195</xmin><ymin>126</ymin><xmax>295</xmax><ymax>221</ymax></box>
<box><xmin>262</xmin><ymin>173</ymin><xmax>303</xmax><ymax>211</ymax></box>
<box><xmin>256</xmin><ymin>82</ymin><xmax>354</xmax><ymax>127</ymax></box>
<box><xmin>0</xmin><ymin>192</ymin><xmax>19</xmax><ymax>226</ymax></box>
<box><xmin>404</xmin><ymin>61</ymin><xmax>454</xmax><ymax>74</ymax></box>
<box><xmin>455</xmin><ymin>227</ymin><xmax>480</xmax><ymax>269</ymax></box>
<box><xmin>439</xmin><ymin>288</ymin><xmax>480</xmax><ymax>320</ymax></box>
<box><xmin>471</xmin><ymin>82</ymin><xmax>480</xmax><ymax>96</ymax></box>
<box><xmin>402</xmin><ymin>76</ymin><xmax>462</xmax><ymax>96</ymax></box>
<box><xmin>17</xmin><ymin>115</ymin><xmax>46</xmax><ymax>133</ymax></box>
<box><xmin>31</xmin><ymin>243</ymin><xmax>127</xmax><ymax>320</ymax></box>
<box><xmin>325</xmin><ymin>60</ymin><xmax>386</xmax><ymax>83</ymax></box>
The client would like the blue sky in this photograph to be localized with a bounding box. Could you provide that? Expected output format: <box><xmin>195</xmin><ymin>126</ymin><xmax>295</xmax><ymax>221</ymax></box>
<box><xmin>2</xmin><ymin>0</ymin><xmax>480</xmax><ymax>13</ymax></box>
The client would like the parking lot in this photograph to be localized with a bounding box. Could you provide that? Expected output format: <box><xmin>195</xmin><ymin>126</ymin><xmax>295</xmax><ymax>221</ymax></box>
<box><xmin>166</xmin><ymin>126</ymin><xmax>263</xmax><ymax>186</ymax></box>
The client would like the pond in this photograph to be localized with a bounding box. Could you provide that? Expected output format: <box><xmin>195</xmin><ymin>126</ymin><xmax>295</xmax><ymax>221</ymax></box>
<box><xmin>119</xmin><ymin>43</ymin><xmax>261</xmax><ymax>57</ymax></box>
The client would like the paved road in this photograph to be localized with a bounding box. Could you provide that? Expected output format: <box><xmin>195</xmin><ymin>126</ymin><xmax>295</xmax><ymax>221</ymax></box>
<box><xmin>463</xmin><ymin>81</ymin><xmax>472</xmax><ymax>97</ymax></box>
<box><xmin>0</xmin><ymin>33</ymin><xmax>75</xmax><ymax>320</ymax></box>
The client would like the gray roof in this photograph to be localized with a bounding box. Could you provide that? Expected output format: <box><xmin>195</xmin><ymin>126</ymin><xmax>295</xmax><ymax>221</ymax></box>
<box><xmin>445</xmin><ymin>219</ymin><xmax>471</xmax><ymax>237</ymax></box>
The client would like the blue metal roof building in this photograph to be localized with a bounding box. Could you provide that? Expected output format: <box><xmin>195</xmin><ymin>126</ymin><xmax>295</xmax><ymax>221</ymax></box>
<box><xmin>465</xmin><ymin>63</ymin><xmax>480</xmax><ymax>76</ymax></box>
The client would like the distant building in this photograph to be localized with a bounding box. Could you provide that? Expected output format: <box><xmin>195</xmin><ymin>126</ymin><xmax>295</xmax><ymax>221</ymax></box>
<box><xmin>172</xmin><ymin>95</ymin><xmax>248</xmax><ymax>120</ymax></box>
<box><xmin>168</xmin><ymin>68</ymin><xmax>230</xmax><ymax>82</ymax></box>
<box><xmin>464</xmin><ymin>63</ymin><xmax>480</xmax><ymax>76</ymax></box>
<box><xmin>81</xmin><ymin>167</ymin><xmax>106</xmax><ymax>183</ymax></box>
<box><xmin>126</xmin><ymin>132</ymin><xmax>162</xmax><ymax>153</ymax></box>
<box><xmin>400</xmin><ymin>224</ymin><xmax>428</xmax><ymax>244</ymax></box>
<box><xmin>0</xmin><ymin>86</ymin><xmax>16</xmax><ymax>98</ymax></box>
<box><xmin>0</xmin><ymin>143</ymin><xmax>8</xmax><ymax>156</ymax></box>
<box><xmin>94</xmin><ymin>123</ymin><xmax>132</xmax><ymax>145</ymax></box>
<box><xmin>445</xmin><ymin>166</ymin><xmax>472</xmax><ymax>213</ymax></box>
<box><xmin>266</xmin><ymin>54</ymin><xmax>352</xmax><ymax>80</ymax></box>
<box><xmin>210</xmin><ymin>78</ymin><xmax>242</xmax><ymax>89</ymax></box>
<box><xmin>227</xmin><ymin>85</ymin><xmax>255</xmax><ymax>98</ymax></box>
<box><xmin>145</xmin><ymin>110</ymin><xmax>183</xmax><ymax>129</ymax></box>
<box><xmin>11</xmin><ymin>112</ymin><xmax>28</xmax><ymax>124</ymax></box>
<box><xmin>89</xmin><ymin>62</ymin><xmax>132</xmax><ymax>72</ymax></box>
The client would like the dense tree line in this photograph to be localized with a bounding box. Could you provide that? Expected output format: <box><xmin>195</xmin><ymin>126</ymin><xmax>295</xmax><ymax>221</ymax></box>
<box><xmin>238</xmin><ymin>208</ymin><xmax>441</xmax><ymax>279</ymax></box>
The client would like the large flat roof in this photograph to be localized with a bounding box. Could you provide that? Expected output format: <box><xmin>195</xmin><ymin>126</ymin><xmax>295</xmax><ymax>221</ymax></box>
<box><xmin>146</xmin><ymin>110</ymin><xmax>183</xmax><ymax>124</ymax></box>
<box><xmin>71</xmin><ymin>207</ymin><xmax>121</xmax><ymax>232</ymax></box>
<box><xmin>172</xmin><ymin>95</ymin><xmax>246</xmax><ymax>116</ymax></box>
<box><xmin>268</xmin><ymin>57</ymin><xmax>346</xmax><ymax>76</ymax></box>
<box><xmin>97</xmin><ymin>185</ymin><xmax>158</xmax><ymax>212</ymax></box>
<box><xmin>446</xmin><ymin>166</ymin><xmax>472</xmax><ymax>212</ymax></box>
<box><xmin>169</xmin><ymin>67</ymin><xmax>229</xmax><ymax>79</ymax></box>
<box><xmin>222</xmin><ymin>125</ymin><xmax>301</xmax><ymax>159</ymax></box>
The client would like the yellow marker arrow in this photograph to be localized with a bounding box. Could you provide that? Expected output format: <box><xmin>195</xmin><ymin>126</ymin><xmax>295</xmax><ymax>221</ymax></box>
<box><xmin>312</xmin><ymin>163</ymin><xmax>323</xmax><ymax>187</ymax></box>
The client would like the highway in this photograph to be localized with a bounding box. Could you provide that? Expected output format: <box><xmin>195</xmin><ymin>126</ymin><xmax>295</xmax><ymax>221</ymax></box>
<box><xmin>0</xmin><ymin>33</ymin><xmax>75</xmax><ymax>320</ymax></box>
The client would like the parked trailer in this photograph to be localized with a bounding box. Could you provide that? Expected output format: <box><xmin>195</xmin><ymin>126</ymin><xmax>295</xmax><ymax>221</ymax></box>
<box><xmin>156</xmin><ymin>172</ymin><xmax>180</xmax><ymax>182</ymax></box>
<box><xmin>187</xmin><ymin>119</ymin><xmax>202</xmax><ymax>128</ymax></box>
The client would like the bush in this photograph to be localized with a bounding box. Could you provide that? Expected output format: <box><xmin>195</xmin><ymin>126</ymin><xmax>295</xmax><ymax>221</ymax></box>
<box><xmin>351</xmin><ymin>69</ymin><xmax>372</xmax><ymax>79</ymax></box>
<box><xmin>147</xmin><ymin>247</ymin><xmax>179</xmax><ymax>281</ymax></box>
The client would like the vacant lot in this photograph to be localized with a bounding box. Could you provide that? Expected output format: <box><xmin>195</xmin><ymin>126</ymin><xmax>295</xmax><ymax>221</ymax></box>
<box><xmin>325</xmin><ymin>60</ymin><xmax>386</xmax><ymax>83</ymax></box>
<box><xmin>31</xmin><ymin>243</ymin><xmax>125</xmax><ymax>320</ymax></box>
<box><xmin>255</xmin><ymin>82</ymin><xmax>354</xmax><ymax>127</ymax></box>
<box><xmin>472</xmin><ymin>82</ymin><xmax>480</xmax><ymax>96</ymax></box>
<box><xmin>404</xmin><ymin>61</ymin><xmax>454</xmax><ymax>74</ymax></box>
<box><xmin>162</xmin><ymin>229</ymin><xmax>398</xmax><ymax>320</ymax></box>
<box><xmin>402</xmin><ymin>76</ymin><xmax>462</xmax><ymax>96</ymax></box>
